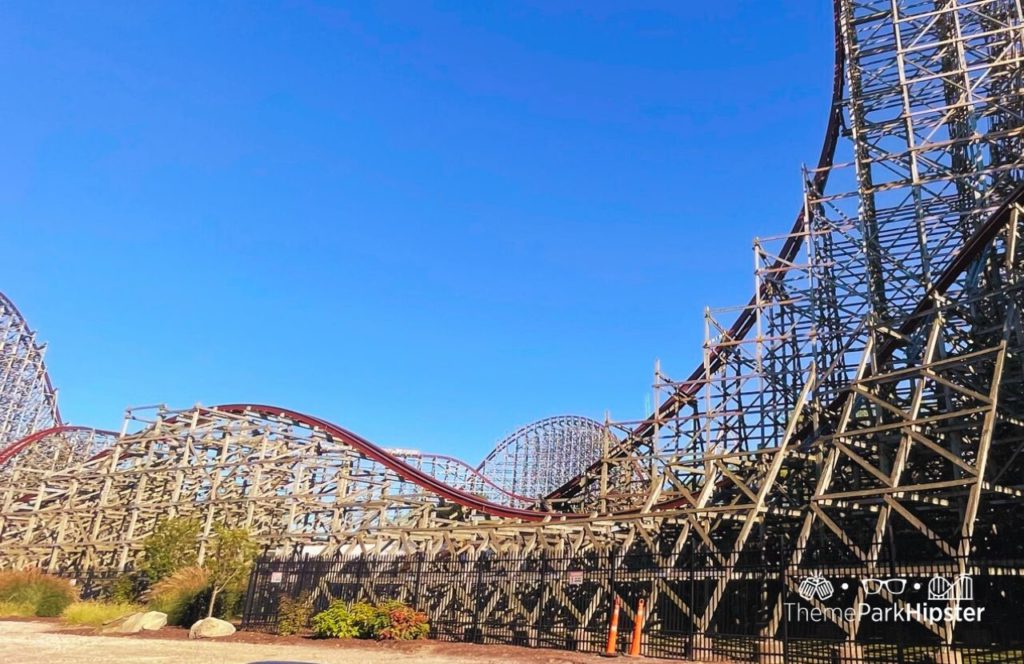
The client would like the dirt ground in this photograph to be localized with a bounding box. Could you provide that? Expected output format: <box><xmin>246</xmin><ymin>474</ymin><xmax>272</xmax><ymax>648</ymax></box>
<box><xmin>0</xmin><ymin>619</ymin><xmax>684</xmax><ymax>664</ymax></box>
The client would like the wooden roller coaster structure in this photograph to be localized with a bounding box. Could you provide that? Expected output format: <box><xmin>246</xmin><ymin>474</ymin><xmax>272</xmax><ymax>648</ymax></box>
<box><xmin>2</xmin><ymin>0</ymin><xmax>1024</xmax><ymax>654</ymax></box>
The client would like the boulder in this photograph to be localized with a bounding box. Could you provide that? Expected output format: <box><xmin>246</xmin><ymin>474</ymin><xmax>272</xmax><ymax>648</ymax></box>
<box><xmin>188</xmin><ymin>617</ymin><xmax>236</xmax><ymax>639</ymax></box>
<box><xmin>139</xmin><ymin>611</ymin><xmax>168</xmax><ymax>631</ymax></box>
<box><xmin>101</xmin><ymin>611</ymin><xmax>142</xmax><ymax>634</ymax></box>
<box><xmin>102</xmin><ymin>611</ymin><xmax>166</xmax><ymax>634</ymax></box>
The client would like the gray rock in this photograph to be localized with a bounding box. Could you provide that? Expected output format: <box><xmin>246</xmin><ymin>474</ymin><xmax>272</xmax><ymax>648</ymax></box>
<box><xmin>138</xmin><ymin>611</ymin><xmax>167</xmax><ymax>631</ymax></box>
<box><xmin>102</xmin><ymin>611</ymin><xmax>167</xmax><ymax>634</ymax></box>
<box><xmin>188</xmin><ymin>617</ymin><xmax>236</xmax><ymax>639</ymax></box>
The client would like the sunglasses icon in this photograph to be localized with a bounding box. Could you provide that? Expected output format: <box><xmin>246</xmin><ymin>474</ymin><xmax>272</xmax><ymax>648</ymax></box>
<box><xmin>861</xmin><ymin>578</ymin><xmax>907</xmax><ymax>595</ymax></box>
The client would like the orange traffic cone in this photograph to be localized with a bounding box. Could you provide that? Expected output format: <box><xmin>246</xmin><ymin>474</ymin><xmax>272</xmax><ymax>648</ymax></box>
<box><xmin>626</xmin><ymin>597</ymin><xmax>645</xmax><ymax>657</ymax></box>
<box><xmin>602</xmin><ymin>595</ymin><xmax>621</xmax><ymax>657</ymax></box>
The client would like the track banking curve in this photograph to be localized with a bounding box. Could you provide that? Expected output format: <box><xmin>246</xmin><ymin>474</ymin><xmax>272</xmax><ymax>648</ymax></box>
<box><xmin>394</xmin><ymin>451</ymin><xmax>538</xmax><ymax>505</ymax></box>
<box><xmin>0</xmin><ymin>425</ymin><xmax>117</xmax><ymax>467</ymax></box>
<box><xmin>213</xmin><ymin>404</ymin><xmax>559</xmax><ymax>522</ymax></box>
<box><xmin>0</xmin><ymin>404</ymin><xmax>571</xmax><ymax>519</ymax></box>
<box><xmin>0</xmin><ymin>407</ymin><xmax>559</xmax><ymax>519</ymax></box>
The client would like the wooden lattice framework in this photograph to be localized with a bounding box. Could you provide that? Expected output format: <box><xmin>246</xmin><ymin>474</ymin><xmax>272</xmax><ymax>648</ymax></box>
<box><xmin>0</xmin><ymin>293</ymin><xmax>59</xmax><ymax>446</ymax></box>
<box><xmin>1</xmin><ymin>0</ymin><xmax>1024</xmax><ymax>657</ymax></box>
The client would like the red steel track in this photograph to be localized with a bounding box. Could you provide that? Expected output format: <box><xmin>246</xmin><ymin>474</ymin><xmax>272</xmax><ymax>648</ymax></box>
<box><xmin>0</xmin><ymin>425</ymin><xmax>117</xmax><ymax>467</ymax></box>
<box><xmin>198</xmin><ymin>405</ymin><xmax>561</xmax><ymax>522</ymax></box>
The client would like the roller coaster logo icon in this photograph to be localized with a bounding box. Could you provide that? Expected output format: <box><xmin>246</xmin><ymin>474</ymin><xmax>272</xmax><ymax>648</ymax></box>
<box><xmin>797</xmin><ymin>575</ymin><xmax>835</xmax><ymax>602</ymax></box>
<box><xmin>928</xmin><ymin>575</ymin><xmax>974</xmax><ymax>602</ymax></box>
<box><xmin>796</xmin><ymin>574</ymin><xmax>975</xmax><ymax>604</ymax></box>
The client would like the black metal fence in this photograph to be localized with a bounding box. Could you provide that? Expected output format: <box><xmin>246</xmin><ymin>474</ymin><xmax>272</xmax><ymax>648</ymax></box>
<box><xmin>241</xmin><ymin>547</ymin><xmax>1024</xmax><ymax>663</ymax></box>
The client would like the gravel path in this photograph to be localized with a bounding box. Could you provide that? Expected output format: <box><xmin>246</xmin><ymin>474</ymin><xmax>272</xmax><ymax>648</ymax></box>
<box><xmin>0</xmin><ymin>620</ymin><xmax>631</xmax><ymax>664</ymax></box>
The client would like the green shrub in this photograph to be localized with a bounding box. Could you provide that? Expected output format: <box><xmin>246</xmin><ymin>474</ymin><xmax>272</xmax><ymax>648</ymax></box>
<box><xmin>139</xmin><ymin>518</ymin><xmax>202</xmax><ymax>584</ymax></box>
<box><xmin>311</xmin><ymin>600</ymin><xmax>361</xmax><ymax>639</ymax></box>
<box><xmin>147</xmin><ymin>566</ymin><xmax>209</xmax><ymax>626</ymax></box>
<box><xmin>277</xmin><ymin>593</ymin><xmax>313</xmax><ymax>636</ymax></box>
<box><xmin>62</xmin><ymin>600</ymin><xmax>144</xmax><ymax>627</ymax></box>
<box><xmin>310</xmin><ymin>600</ymin><xmax>428</xmax><ymax>641</ymax></box>
<box><xmin>0</xmin><ymin>569</ymin><xmax>78</xmax><ymax>617</ymax></box>
<box><xmin>350</xmin><ymin>600</ymin><xmax>389</xmax><ymax>636</ymax></box>
<box><xmin>106</xmin><ymin>573</ymin><xmax>144</xmax><ymax>604</ymax></box>
<box><xmin>36</xmin><ymin>593</ymin><xmax>69</xmax><ymax>617</ymax></box>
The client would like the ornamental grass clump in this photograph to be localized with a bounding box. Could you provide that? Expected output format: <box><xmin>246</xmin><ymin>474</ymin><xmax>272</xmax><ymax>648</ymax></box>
<box><xmin>147</xmin><ymin>566</ymin><xmax>210</xmax><ymax>626</ymax></box>
<box><xmin>0</xmin><ymin>601</ymin><xmax>35</xmax><ymax>618</ymax></box>
<box><xmin>0</xmin><ymin>569</ymin><xmax>77</xmax><ymax>617</ymax></box>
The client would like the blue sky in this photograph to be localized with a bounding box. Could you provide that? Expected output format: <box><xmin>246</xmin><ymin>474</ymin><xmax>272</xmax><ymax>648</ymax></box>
<box><xmin>1</xmin><ymin>1</ymin><xmax>834</xmax><ymax>461</ymax></box>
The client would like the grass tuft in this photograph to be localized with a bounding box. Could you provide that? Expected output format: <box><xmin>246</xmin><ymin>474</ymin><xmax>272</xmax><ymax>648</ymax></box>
<box><xmin>0</xmin><ymin>600</ymin><xmax>36</xmax><ymax>618</ymax></box>
<box><xmin>62</xmin><ymin>600</ymin><xmax>144</xmax><ymax>627</ymax></box>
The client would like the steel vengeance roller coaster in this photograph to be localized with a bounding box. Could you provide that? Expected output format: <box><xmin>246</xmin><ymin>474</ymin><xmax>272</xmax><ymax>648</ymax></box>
<box><xmin>2</xmin><ymin>0</ymin><xmax>1024</xmax><ymax>658</ymax></box>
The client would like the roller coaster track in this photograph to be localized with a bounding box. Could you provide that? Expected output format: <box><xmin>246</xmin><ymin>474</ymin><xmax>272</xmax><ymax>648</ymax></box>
<box><xmin>214</xmin><ymin>404</ymin><xmax>555</xmax><ymax>521</ymax></box>
<box><xmin>0</xmin><ymin>405</ymin><xmax>599</xmax><ymax>520</ymax></box>
<box><xmin>389</xmin><ymin>451</ymin><xmax>538</xmax><ymax>506</ymax></box>
<box><xmin>0</xmin><ymin>425</ymin><xmax>115</xmax><ymax>470</ymax></box>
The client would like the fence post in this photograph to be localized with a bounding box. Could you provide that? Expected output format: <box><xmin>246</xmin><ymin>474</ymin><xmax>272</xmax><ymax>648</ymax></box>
<box><xmin>609</xmin><ymin>549</ymin><xmax>618</xmax><ymax>653</ymax></box>
<box><xmin>240</xmin><ymin>554</ymin><xmax>262</xmax><ymax>630</ymax></box>
<box><xmin>687</xmin><ymin>542</ymin><xmax>695</xmax><ymax>659</ymax></box>
<box><xmin>356</xmin><ymin>553</ymin><xmax>366</xmax><ymax>603</ymax></box>
<box><xmin>471</xmin><ymin>555</ymin><xmax>484</xmax><ymax>643</ymax></box>
<box><xmin>535</xmin><ymin>551</ymin><xmax>551</xmax><ymax>648</ymax></box>
<box><xmin>296</xmin><ymin>553</ymin><xmax>309</xmax><ymax>601</ymax></box>
<box><xmin>779</xmin><ymin>536</ymin><xmax>788</xmax><ymax>664</ymax></box>
<box><xmin>412</xmin><ymin>553</ymin><xmax>424</xmax><ymax>609</ymax></box>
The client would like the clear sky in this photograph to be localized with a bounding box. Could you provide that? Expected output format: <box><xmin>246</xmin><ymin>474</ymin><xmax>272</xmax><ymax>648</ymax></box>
<box><xmin>1</xmin><ymin>1</ymin><xmax>834</xmax><ymax>462</ymax></box>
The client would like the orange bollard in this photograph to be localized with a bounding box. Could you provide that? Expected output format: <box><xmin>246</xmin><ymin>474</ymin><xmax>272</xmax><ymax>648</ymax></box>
<box><xmin>626</xmin><ymin>597</ymin><xmax>645</xmax><ymax>657</ymax></box>
<box><xmin>602</xmin><ymin>595</ymin><xmax>621</xmax><ymax>657</ymax></box>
